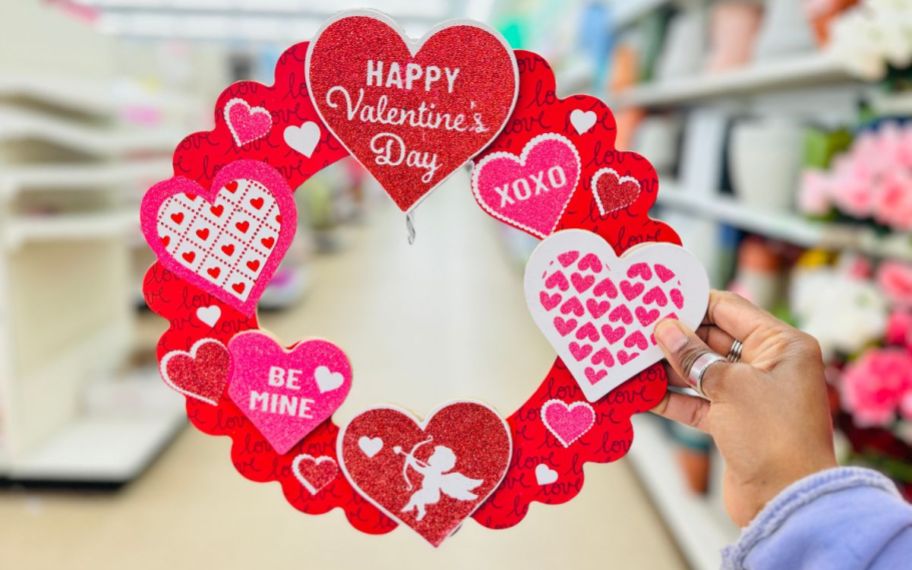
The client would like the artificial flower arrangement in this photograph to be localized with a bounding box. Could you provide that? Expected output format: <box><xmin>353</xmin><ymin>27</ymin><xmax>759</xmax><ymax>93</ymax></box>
<box><xmin>791</xmin><ymin>254</ymin><xmax>912</xmax><ymax>498</ymax></box>
<box><xmin>799</xmin><ymin>121</ymin><xmax>912</xmax><ymax>233</ymax></box>
<box><xmin>829</xmin><ymin>0</ymin><xmax>912</xmax><ymax>82</ymax></box>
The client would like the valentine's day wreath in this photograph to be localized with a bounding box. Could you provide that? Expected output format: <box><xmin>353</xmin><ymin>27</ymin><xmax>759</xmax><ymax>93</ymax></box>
<box><xmin>141</xmin><ymin>11</ymin><xmax>709</xmax><ymax>547</ymax></box>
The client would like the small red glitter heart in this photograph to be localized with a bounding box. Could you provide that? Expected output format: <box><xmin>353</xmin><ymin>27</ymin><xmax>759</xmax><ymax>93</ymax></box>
<box><xmin>160</xmin><ymin>339</ymin><xmax>231</xmax><ymax>405</ymax></box>
<box><xmin>591</xmin><ymin>168</ymin><xmax>641</xmax><ymax>216</ymax></box>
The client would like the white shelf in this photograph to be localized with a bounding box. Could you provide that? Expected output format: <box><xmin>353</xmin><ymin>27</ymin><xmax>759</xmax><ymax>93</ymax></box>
<box><xmin>0</xmin><ymin>159</ymin><xmax>171</xmax><ymax>197</ymax></box>
<box><xmin>5</xmin><ymin>411</ymin><xmax>185</xmax><ymax>483</ymax></box>
<box><xmin>628</xmin><ymin>415</ymin><xmax>739</xmax><ymax>570</ymax></box>
<box><xmin>5</xmin><ymin>210</ymin><xmax>137</xmax><ymax>250</ymax></box>
<box><xmin>610</xmin><ymin>53</ymin><xmax>854</xmax><ymax>108</ymax></box>
<box><xmin>0</xmin><ymin>76</ymin><xmax>197</xmax><ymax>120</ymax></box>
<box><xmin>0</xmin><ymin>106</ymin><xmax>182</xmax><ymax>157</ymax></box>
<box><xmin>656</xmin><ymin>186</ymin><xmax>912</xmax><ymax>262</ymax></box>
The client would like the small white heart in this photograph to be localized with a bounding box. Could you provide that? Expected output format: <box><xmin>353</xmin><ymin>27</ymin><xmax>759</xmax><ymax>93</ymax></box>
<box><xmin>314</xmin><ymin>365</ymin><xmax>344</xmax><ymax>393</ymax></box>
<box><xmin>570</xmin><ymin>109</ymin><xmax>597</xmax><ymax>135</ymax></box>
<box><xmin>196</xmin><ymin>305</ymin><xmax>221</xmax><ymax>327</ymax></box>
<box><xmin>358</xmin><ymin>436</ymin><xmax>383</xmax><ymax>459</ymax></box>
<box><xmin>284</xmin><ymin>121</ymin><xmax>321</xmax><ymax>157</ymax></box>
<box><xmin>535</xmin><ymin>463</ymin><xmax>558</xmax><ymax>486</ymax></box>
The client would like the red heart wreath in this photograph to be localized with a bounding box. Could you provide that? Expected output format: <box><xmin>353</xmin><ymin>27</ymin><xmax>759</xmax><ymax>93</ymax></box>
<box><xmin>142</xmin><ymin>13</ymin><xmax>684</xmax><ymax>547</ymax></box>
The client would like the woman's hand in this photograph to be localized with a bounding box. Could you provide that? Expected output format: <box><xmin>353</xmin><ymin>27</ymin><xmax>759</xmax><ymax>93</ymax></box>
<box><xmin>652</xmin><ymin>290</ymin><xmax>838</xmax><ymax>527</ymax></box>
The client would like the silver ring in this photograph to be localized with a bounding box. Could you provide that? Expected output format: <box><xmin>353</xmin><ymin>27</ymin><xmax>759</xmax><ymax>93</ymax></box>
<box><xmin>727</xmin><ymin>339</ymin><xmax>743</xmax><ymax>363</ymax></box>
<box><xmin>688</xmin><ymin>352</ymin><xmax>726</xmax><ymax>399</ymax></box>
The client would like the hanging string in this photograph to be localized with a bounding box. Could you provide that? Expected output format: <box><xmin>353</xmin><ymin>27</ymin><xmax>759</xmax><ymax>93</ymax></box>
<box><xmin>406</xmin><ymin>211</ymin><xmax>416</xmax><ymax>245</ymax></box>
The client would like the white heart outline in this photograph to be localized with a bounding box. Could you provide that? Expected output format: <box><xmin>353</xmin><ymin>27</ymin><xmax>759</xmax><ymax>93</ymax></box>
<box><xmin>223</xmin><ymin>97</ymin><xmax>272</xmax><ymax>147</ymax></box>
<box><xmin>337</xmin><ymin>400</ymin><xmax>512</xmax><ymax>547</ymax></box>
<box><xmin>470</xmin><ymin>132</ymin><xmax>581</xmax><ymax>239</ymax></box>
<box><xmin>304</xmin><ymin>9</ymin><xmax>519</xmax><ymax>213</ymax></box>
<box><xmin>291</xmin><ymin>453</ymin><xmax>338</xmax><ymax>495</ymax></box>
<box><xmin>539</xmin><ymin>398</ymin><xmax>596</xmax><ymax>448</ymax></box>
<box><xmin>159</xmin><ymin>338</ymin><xmax>230</xmax><ymax>405</ymax></box>
<box><xmin>524</xmin><ymin>229</ymin><xmax>710</xmax><ymax>402</ymax></box>
<box><xmin>590</xmin><ymin>167</ymin><xmax>641</xmax><ymax>216</ymax></box>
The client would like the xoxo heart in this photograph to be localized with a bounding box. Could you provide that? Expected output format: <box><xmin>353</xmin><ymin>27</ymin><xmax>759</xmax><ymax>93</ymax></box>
<box><xmin>283</xmin><ymin>121</ymin><xmax>321</xmax><ymax>157</ymax></box>
<box><xmin>338</xmin><ymin>402</ymin><xmax>511</xmax><ymax>547</ymax></box>
<box><xmin>141</xmin><ymin>160</ymin><xmax>296</xmax><ymax>315</ymax></box>
<box><xmin>591</xmin><ymin>167</ymin><xmax>641</xmax><ymax>216</ymax></box>
<box><xmin>227</xmin><ymin>332</ymin><xmax>352</xmax><ymax>454</ymax></box>
<box><xmin>540</xmin><ymin>399</ymin><xmax>595</xmax><ymax>448</ymax></box>
<box><xmin>525</xmin><ymin>229</ymin><xmax>709</xmax><ymax>401</ymax></box>
<box><xmin>471</xmin><ymin>133</ymin><xmax>581</xmax><ymax>238</ymax></box>
<box><xmin>224</xmin><ymin>98</ymin><xmax>272</xmax><ymax>147</ymax></box>
<box><xmin>306</xmin><ymin>12</ymin><xmax>518</xmax><ymax>212</ymax></box>
<box><xmin>159</xmin><ymin>339</ymin><xmax>231</xmax><ymax>405</ymax></box>
<box><xmin>292</xmin><ymin>454</ymin><xmax>339</xmax><ymax>495</ymax></box>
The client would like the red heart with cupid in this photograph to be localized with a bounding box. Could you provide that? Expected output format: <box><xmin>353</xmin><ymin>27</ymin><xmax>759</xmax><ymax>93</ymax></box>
<box><xmin>306</xmin><ymin>13</ymin><xmax>518</xmax><ymax>212</ymax></box>
<box><xmin>591</xmin><ymin>167</ymin><xmax>641</xmax><ymax>216</ymax></box>
<box><xmin>160</xmin><ymin>339</ymin><xmax>232</xmax><ymax>405</ymax></box>
<box><xmin>338</xmin><ymin>402</ymin><xmax>512</xmax><ymax>546</ymax></box>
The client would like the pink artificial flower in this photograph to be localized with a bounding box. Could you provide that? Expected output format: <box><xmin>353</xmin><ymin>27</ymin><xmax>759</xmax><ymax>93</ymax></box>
<box><xmin>798</xmin><ymin>170</ymin><xmax>833</xmax><ymax>215</ymax></box>
<box><xmin>885</xmin><ymin>309</ymin><xmax>912</xmax><ymax>347</ymax></box>
<box><xmin>878</xmin><ymin>261</ymin><xmax>912</xmax><ymax>307</ymax></box>
<box><xmin>830</xmin><ymin>156</ymin><xmax>878</xmax><ymax>218</ymax></box>
<box><xmin>840</xmin><ymin>348</ymin><xmax>912</xmax><ymax>427</ymax></box>
<box><xmin>874</xmin><ymin>168</ymin><xmax>912</xmax><ymax>231</ymax></box>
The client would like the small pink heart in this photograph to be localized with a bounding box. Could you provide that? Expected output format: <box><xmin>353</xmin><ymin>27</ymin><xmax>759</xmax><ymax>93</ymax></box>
<box><xmin>593</xmin><ymin>277</ymin><xmax>618</xmax><ymax>298</ymax></box>
<box><xmin>545</xmin><ymin>271</ymin><xmax>570</xmax><ymax>291</ymax></box>
<box><xmin>540</xmin><ymin>292</ymin><xmax>562</xmax><ymax>311</ymax></box>
<box><xmin>620</xmin><ymin>280</ymin><xmax>645</xmax><ymax>301</ymax></box>
<box><xmin>627</xmin><ymin>263</ymin><xmax>653</xmax><ymax>280</ymax></box>
<box><xmin>586</xmin><ymin>298</ymin><xmax>611</xmax><ymax>319</ymax></box>
<box><xmin>224</xmin><ymin>98</ymin><xmax>272</xmax><ymax>146</ymax></box>
<box><xmin>553</xmin><ymin>317</ymin><xmax>578</xmax><ymax>337</ymax></box>
<box><xmin>578</xmin><ymin>253</ymin><xmax>603</xmax><ymax>273</ymax></box>
<box><xmin>601</xmin><ymin>324</ymin><xmax>626</xmax><ymax>345</ymax></box>
<box><xmin>541</xmin><ymin>400</ymin><xmax>596</xmax><ymax>447</ymax></box>
<box><xmin>568</xmin><ymin>342</ymin><xmax>593</xmax><ymax>361</ymax></box>
<box><xmin>571</xmin><ymin>273</ymin><xmax>595</xmax><ymax>293</ymax></box>
<box><xmin>560</xmin><ymin>297</ymin><xmax>585</xmax><ymax>317</ymax></box>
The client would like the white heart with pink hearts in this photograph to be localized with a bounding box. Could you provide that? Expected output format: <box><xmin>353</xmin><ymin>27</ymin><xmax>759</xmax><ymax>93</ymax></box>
<box><xmin>524</xmin><ymin>230</ymin><xmax>709</xmax><ymax>402</ymax></box>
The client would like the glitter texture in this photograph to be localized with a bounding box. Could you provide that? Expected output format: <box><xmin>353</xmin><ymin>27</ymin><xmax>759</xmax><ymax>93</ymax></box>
<box><xmin>338</xmin><ymin>402</ymin><xmax>512</xmax><ymax>547</ymax></box>
<box><xmin>292</xmin><ymin>454</ymin><xmax>339</xmax><ymax>495</ymax></box>
<box><xmin>591</xmin><ymin>167</ymin><xmax>642</xmax><ymax>216</ymax></box>
<box><xmin>471</xmin><ymin>133</ymin><xmax>581</xmax><ymax>238</ymax></box>
<box><xmin>227</xmin><ymin>332</ymin><xmax>353</xmax><ymax>455</ymax></box>
<box><xmin>306</xmin><ymin>13</ymin><xmax>518</xmax><ymax>212</ymax></box>
<box><xmin>540</xmin><ymin>399</ymin><xmax>596</xmax><ymax>448</ymax></box>
<box><xmin>141</xmin><ymin>159</ymin><xmax>297</xmax><ymax>316</ymax></box>
<box><xmin>160</xmin><ymin>338</ymin><xmax>232</xmax><ymax>405</ymax></box>
<box><xmin>224</xmin><ymin>98</ymin><xmax>273</xmax><ymax>147</ymax></box>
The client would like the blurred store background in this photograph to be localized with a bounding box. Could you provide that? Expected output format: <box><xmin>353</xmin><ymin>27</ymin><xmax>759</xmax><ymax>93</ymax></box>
<box><xmin>1</xmin><ymin>1</ymin><xmax>911</xmax><ymax>569</ymax></box>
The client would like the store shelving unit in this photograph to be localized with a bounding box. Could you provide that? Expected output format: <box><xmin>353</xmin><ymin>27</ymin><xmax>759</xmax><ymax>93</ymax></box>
<box><xmin>0</xmin><ymin>77</ymin><xmax>187</xmax><ymax>486</ymax></box>
<box><xmin>609</xmin><ymin>52</ymin><xmax>852</xmax><ymax>108</ymax></box>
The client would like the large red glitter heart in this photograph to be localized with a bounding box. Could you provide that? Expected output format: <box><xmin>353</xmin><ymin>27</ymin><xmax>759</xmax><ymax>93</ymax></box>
<box><xmin>306</xmin><ymin>13</ymin><xmax>517</xmax><ymax>211</ymax></box>
<box><xmin>338</xmin><ymin>402</ymin><xmax>512</xmax><ymax>546</ymax></box>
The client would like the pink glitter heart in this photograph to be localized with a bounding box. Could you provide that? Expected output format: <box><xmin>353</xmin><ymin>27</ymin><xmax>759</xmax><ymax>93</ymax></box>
<box><xmin>227</xmin><ymin>332</ymin><xmax>352</xmax><ymax>454</ymax></box>
<box><xmin>541</xmin><ymin>399</ymin><xmax>596</xmax><ymax>448</ymax></box>
<box><xmin>473</xmin><ymin>133</ymin><xmax>581</xmax><ymax>238</ymax></box>
<box><xmin>224</xmin><ymin>98</ymin><xmax>273</xmax><ymax>146</ymax></box>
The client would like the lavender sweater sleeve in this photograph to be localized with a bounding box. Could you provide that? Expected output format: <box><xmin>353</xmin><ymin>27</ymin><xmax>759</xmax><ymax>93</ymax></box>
<box><xmin>722</xmin><ymin>467</ymin><xmax>912</xmax><ymax>569</ymax></box>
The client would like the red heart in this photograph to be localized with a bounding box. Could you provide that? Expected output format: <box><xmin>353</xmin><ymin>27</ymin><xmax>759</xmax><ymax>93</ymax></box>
<box><xmin>307</xmin><ymin>15</ymin><xmax>517</xmax><ymax>212</ymax></box>
<box><xmin>196</xmin><ymin>228</ymin><xmax>210</xmax><ymax>240</ymax></box>
<box><xmin>160</xmin><ymin>339</ymin><xmax>231</xmax><ymax>404</ymax></box>
<box><xmin>232</xmin><ymin>282</ymin><xmax>246</xmax><ymax>294</ymax></box>
<box><xmin>211</xmin><ymin>204</ymin><xmax>224</xmax><ymax>217</ymax></box>
<box><xmin>250</xmin><ymin>197</ymin><xmax>265</xmax><ymax>210</ymax></box>
<box><xmin>182</xmin><ymin>251</ymin><xmax>196</xmax><ymax>263</ymax></box>
<box><xmin>246</xmin><ymin>259</ymin><xmax>261</xmax><ymax>272</ymax></box>
<box><xmin>171</xmin><ymin>212</ymin><xmax>185</xmax><ymax>224</ymax></box>
<box><xmin>338</xmin><ymin>402</ymin><xmax>511</xmax><ymax>547</ymax></box>
<box><xmin>225</xmin><ymin>181</ymin><xmax>239</xmax><ymax>193</ymax></box>
<box><xmin>236</xmin><ymin>221</ymin><xmax>250</xmax><ymax>233</ymax></box>
<box><xmin>292</xmin><ymin>454</ymin><xmax>339</xmax><ymax>495</ymax></box>
<box><xmin>207</xmin><ymin>266</ymin><xmax>221</xmax><ymax>279</ymax></box>
<box><xmin>221</xmin><ymin>244</ymin><xmax>235</xmax><ymax>256</ymax></box>
<box><xmin>591</xmin><ymin>168</ymin><xmax>641</xmax><ymax>216</ymax></box>
<box><xmin>261</xmin><ymin>237</ymin><xmax>275</xmax><ymax>249</ymax></box>
<box><xmin>160</xmin><ymin>235</ymin><xmax>170</xmax><ymax>247</ymax></box>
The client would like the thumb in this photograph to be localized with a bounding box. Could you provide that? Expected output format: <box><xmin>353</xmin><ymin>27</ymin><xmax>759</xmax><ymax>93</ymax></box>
<box><xmin>655</xmin><ymin>319</ymin><xmax>727</xmax><ymax>399</ymax></box>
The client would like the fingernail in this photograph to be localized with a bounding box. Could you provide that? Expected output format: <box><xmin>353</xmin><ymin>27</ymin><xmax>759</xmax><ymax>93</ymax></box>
<box><xmin>655</xmin><ymin>320</ymin><xmax>687</xmax><ymax>352</ymax></box>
